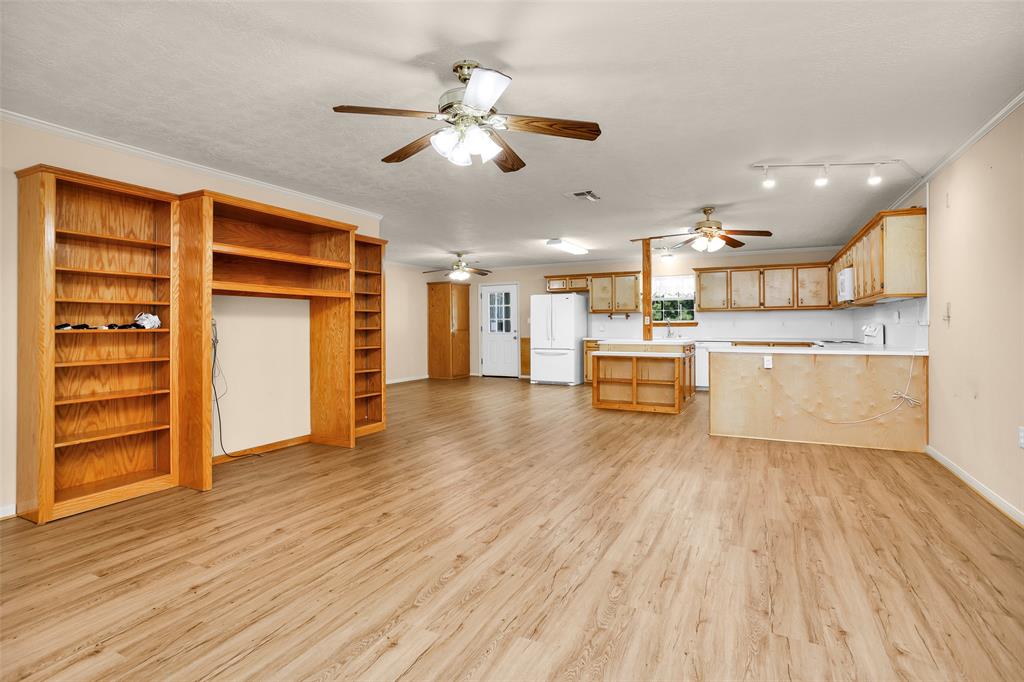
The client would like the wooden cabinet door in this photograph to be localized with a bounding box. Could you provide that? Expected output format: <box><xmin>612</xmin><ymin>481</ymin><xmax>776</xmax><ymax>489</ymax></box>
<box><xmin>427</xmin><ymin>283</ymin><xmax>452</xmax><ymax>378</ymax></box>
<box><xmin>451</xmin><ymin>284</ymin><xmax>470</xmax><ymax>377</ymax></box>
<box><xmin>546</xmin><ymin>278</ymin><xmax>567</xmax><ymax>292</ymax></box>
<box><xmin>729</xmin><ymin>269</ymin><xmax>761</xmax><ymax>309</ymax></box>
<box><xmin>762</xmin><ymin>267</ymin><xmax>794</xmax><ymax>308</ymax></box>
<box><xmin>589</xmin><ymin>275</ymin><xmax>614</xmax><ymax>312</ymax></box>
<box><xmin>697</xmin><ymin>271</ymin><xmax>728</xmax><ymax>310</ymax></box>
<box><xmin>796</xmin><ymin>266</ymin><xmax>829</xmax><ymax>307</ymax></box>
<box><xmin>865</xmin><ymin>225</ymin><xmax>883</xmax><ymax>297</ymax></box>
<box><xmin>567</xmin><ymin>276</ymin><xmax>588</xmax><ymax>291</ymax></box>
<box><xmin>613</xmin><ymin>274</ymin><xmax>639</xmax><ymax>312</ymax></box>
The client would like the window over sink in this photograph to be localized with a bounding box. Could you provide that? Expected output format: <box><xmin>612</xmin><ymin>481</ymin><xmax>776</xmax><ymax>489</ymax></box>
<box><xmin>652</xmin><ymin>274</ymin><xmax>696</xmax><ymax>322</ymax></box>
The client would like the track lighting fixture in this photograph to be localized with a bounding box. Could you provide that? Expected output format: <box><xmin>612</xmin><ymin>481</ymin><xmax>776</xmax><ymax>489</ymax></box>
<box><xmin>751</xmin><ymin>159</ymin><xmax>916</xmax><ymax>190</ymax></box>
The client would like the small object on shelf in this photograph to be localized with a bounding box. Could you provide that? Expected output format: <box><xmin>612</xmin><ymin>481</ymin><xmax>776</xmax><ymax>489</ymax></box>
<box><xmin>134</xmin><ymin>312</ymin><xmax>162</xmax><ymax>329</ymax></box>
<box><xmin>71</xmin><ymin>323</ymin><xmax>93</xmax><ymax>329</ymax></box>
<box><xmin>55</xmin><ymin>323</ymin><xmax>72</xmax><ymax>330</ymax></box>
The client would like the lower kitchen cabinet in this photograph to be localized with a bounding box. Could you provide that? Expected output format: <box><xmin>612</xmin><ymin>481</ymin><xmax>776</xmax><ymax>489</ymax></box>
<box><xmin>584</xmin><ymin>340</ymin><xmax>600</xmax><ymax>383</ymax></box>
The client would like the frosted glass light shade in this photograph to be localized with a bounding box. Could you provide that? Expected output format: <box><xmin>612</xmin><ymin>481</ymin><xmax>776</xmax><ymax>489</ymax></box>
<box><xmin>691</xmin><ymin>236</ymin><xmax>709</xmax><ymax>252</ymax></box>
<box><xmin>430</xmin><ymin>128</ymin><xmax>459</xmax><ymax>157</ymax></box>
<box><xmin>706</xmin><ymin>236</ymin><xmax>725</xmax><ymax>252</ymax></box>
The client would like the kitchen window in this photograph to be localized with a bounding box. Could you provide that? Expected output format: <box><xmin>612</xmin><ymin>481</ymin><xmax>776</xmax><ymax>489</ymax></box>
<box><xmin>652</xmin><ymin>274</ymin><xmax>695</xmax><ymax>322</ymax></box>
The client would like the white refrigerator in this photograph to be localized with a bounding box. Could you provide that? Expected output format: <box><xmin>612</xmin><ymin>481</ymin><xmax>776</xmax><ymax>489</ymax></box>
<box><xmin>530</xmin><ymin>293</ymin><xmax>588</xmax><ymax>385</ymax></box>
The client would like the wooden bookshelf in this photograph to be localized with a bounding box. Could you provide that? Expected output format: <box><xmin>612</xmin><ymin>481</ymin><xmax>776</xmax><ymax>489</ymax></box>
<box><xmin>16</xmin><ymin>165</ymin><xmax>180</xmax><ymax>523</ymax></box>
<box><xmin>176</xmin><ymin>190</ymin><xmax>358</xmax><ymax>487</ymax></box>
<box><xmin>353</xmin><ymin>235</ymin><xmax>387</xmax><ymax>437</ymax></box>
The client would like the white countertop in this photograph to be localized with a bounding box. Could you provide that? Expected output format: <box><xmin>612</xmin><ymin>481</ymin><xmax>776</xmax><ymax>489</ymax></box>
<box><xmin>595</xmin><ymin>338</ymin><xmax>694</xmax><ymax>345</ymax></box>
<box><xmin>592</xmin><ymin>350</ymin><xmax>688</xmax><ymax>358</ymax></box>
<box><xmin>709</xmin><ymin>344</ymin><xmax>928</xmax><ymax>356</ymax></box>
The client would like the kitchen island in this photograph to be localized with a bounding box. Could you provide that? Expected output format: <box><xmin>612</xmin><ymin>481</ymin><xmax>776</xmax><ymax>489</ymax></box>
<box><xmin>591</xmin><ymin>346</ymin><xmax>696</xmax><ymax>414</ymax></box>
<box><xmin>709</xmin><ymin>345</ymin><xmax>928</xmax><ymax>451</ymax></box>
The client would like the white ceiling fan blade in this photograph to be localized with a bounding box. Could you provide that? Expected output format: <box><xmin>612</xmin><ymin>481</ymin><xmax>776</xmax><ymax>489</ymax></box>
<box><xmin>463</xmin><ymin>67</ymin><xmax>511</xmax><ymax>111</ymax></box>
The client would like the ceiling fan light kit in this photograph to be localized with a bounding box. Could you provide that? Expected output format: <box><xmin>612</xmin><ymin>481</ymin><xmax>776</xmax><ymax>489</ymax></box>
<box><xmin>632</xmin><ymin>207</ymin><xmax>774</xmax><ymax>253</ymax></box>
<box><xmin>334</xmin><ymin>59</ymin><xmax>601</xmax><ymax>173</ymax></box>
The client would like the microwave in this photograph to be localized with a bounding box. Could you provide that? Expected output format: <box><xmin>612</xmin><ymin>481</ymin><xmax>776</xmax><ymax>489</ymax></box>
<box><xmin>837</xmin><ymin>267</ymin><xmax>855</xmax><ymax>302</ymax></box>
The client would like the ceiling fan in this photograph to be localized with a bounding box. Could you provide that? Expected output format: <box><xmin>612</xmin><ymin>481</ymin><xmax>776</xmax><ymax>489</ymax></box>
<box><xmin>333</xmin><ymin>59</ymin><xmax>601</xmax><ymax>172</ymax></box>
<box><xmin>422</xmin><ymin>253</ymin><xmax>492</xmax><ymax>281</ymax></box>
<box><xmin>634</xmin><ymin>207</ymin><xmax>773</xmax><ymax>252</ymax></box>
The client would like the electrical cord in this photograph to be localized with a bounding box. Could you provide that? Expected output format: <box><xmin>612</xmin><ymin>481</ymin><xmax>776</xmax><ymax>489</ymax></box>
<box><xmin>211</xmin><ymin>319</ymin><xmax>260</xmax><ymax>460</ymax></box>
<box><xmin>771</xmin><ymin>355</ymin><xmax>921</xmax><ymax>425</ymax></box>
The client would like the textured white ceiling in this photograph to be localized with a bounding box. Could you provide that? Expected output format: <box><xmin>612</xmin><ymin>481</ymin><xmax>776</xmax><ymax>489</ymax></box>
<box><xmin>2</xmin><ymin>2</ymin><xmax>1022</xmax><ymax>268</ymax></box>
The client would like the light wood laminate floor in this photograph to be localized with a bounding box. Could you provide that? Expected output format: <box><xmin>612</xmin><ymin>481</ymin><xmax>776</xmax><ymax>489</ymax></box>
<box><xmin>2</xmin><ymin>378</ymin><xmax>1023</xmax><ymax>680</ymax></box>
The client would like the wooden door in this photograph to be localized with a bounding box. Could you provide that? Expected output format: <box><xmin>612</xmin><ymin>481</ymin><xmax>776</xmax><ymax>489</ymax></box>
<box><xmin>697</xmin><ymin>271</ymin><xmax>728</xmax><ymax>310</ymax></box>
<box><xmin>589</xmin><ymin>275</ymin><xmax>613</xmax><ymax>312</ymax></box>
<box><xmin>451</xmin><ymin>283</ymin><xmax>470</xmax><ymax>377</ymax></box>
<box><xmin>796</xmin><ymin>266</ymin><xmax>830</xmax><ymax>307</ymax></box>
<box><xmin>613</xmin><ymin>274</ymin><xmax>639</xmax><ymax>312</ymax></box>
<box><xmin>762</xmin><ymin>267</ymin><xmax>795</xmax><ymax>308</ymax></box>
<box><xmin>729</xmin><ymin>269</ymin><xmax>761</xmax><ymax>309</ymax></box>
<box><xmin>427</xmin><ymin>283</ymin><xmax>452</xmax><ymax>378</ymax></box>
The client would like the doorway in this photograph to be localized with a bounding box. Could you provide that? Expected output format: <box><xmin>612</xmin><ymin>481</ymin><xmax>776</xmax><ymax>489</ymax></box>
<box><xmin>479</xmin><ymin>283</ymin><xmax>520</xmax><ymax>377</ymax></box>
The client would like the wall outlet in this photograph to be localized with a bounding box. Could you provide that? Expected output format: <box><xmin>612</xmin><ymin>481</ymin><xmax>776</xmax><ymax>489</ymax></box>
<box><xmin>1018</xmin><ymin>426</ymin><xmax>1024</xmax><ymax>449</ymax></box>
<box><xmin>763</xmin><ymin>355</ymin><xmax>773</xmax><ymax>369</ymax></box>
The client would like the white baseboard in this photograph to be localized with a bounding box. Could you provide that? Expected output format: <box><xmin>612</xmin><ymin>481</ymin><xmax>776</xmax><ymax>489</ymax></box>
<box><xmin>386</xmin><ymin>375</ymin><xmax>428</xmax><ymax>385</ymax></box>
<box><xmin>0</xmin><ymin>504</ymin><xmax>16</xmax><ymax>520</ymax></box>
<box><xmin>924</xmin><ymin>445</ymin><xmax>1024</xmax><ymax>526</ymax></box>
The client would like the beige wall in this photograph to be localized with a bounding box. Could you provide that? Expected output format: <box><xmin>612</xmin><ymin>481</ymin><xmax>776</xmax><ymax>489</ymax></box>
<box><xmin>0</xmin><ymin>116</ymin><xmax>380</xmax><ymax>514</ymax></box>
<box><xmin>925</xmin><ymin>104</ymin><xmax>1024</xmax><ymax>519</ymax></box>
<box><xmin>384</xmin><ymin>261</ymin><xmax>430</xmax><ymax>383</ymax></box>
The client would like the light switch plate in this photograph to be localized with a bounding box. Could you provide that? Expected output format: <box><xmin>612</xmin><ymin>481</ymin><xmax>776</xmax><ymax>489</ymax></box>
<box><xmin>763</xmin><ymin>355</ymin><xmax>773</xmax><ymax>369</ymax></box>
<box><xmin>1018</xmin><ymin>426</ymin><xmax>1024</xmax><ymax>449</ymax></box>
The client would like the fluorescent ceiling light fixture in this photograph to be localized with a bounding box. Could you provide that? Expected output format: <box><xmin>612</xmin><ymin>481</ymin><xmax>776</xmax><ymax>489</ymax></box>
<box><xmin>448</xmin><ymin>268</ymin><xmax>471</xmax><ymax>281</ymax></box>
<box><xmin>462</xmin><ymin>67</ymin><xmax>512</xmax><ymax>111</ymax></box>
<box><xmin>814</xmin><ymin>165</ymin><xmax>829</xmax><ymax>187</ymax></box>
<box><xmin>691</xmin><ymin>235</ymin><xmax>709</xmax><ymax>252</ymax></box>
<box><xmin>659</xmin><ymin>249</ymin><xmax>675</xmax><ymax>260</ymax></box>
<box><xmin>868</xmin><ymin>164</ymin><xmax>882</xmax><ymax>185</ymax></box>
<box><xmin>546</xmin><ymin>239</ymin><xmax>588</xmax><ymax>255</ymax></box>
<box><xmin>706</xmin><ymin>236</ymin><xmax>725</xmax><ymax>252</ymax></box>
<box><xmin>761</xmin><ymin>167</ymin><xmax>776</xmax><ymax>189</ymax></box>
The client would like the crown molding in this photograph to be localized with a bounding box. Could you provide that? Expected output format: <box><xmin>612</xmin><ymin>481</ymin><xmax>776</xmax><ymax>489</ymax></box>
<box><xmin>1</xmin><ymin>109</ymin><xmax>384</xmax><ymax>221</ymax></box>
<box><xmin>888</xmin><ymin>89</ymin><xmax>1024</xmax><ymax>209</ymax></box>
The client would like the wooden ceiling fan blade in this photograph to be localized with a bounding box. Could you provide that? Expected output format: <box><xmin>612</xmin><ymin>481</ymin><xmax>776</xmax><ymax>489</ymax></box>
<box><xmin>421</xmin><ymin>268</ymin><xmax>451</xmax><ymax>274</ymax></box>
<box><xmin>501</xmin><ymin>114</ymin><xmax>601</xmax><ymax>141</ymax></box>
<box><xmin>721</xmin><ymin>235</ymin><xmax>745</xmax><ymax>248</ymax></box>
<box><xmin>333</xmin><ymin>105</ymin><xmax>440</xmax><ymax>119</ymax></box>
<box><xmin>381</xmin><ymin>131</ymin><xmax>436</xmax><ymax>163</ymax></box>
<box><xmin>671</xmin><ymin>236</ymin><xmax>699</xmax><ymax>249</ymax></box>
<box><xmin>489</xmin><ymin>131</ymin><xmax>526</xmax><ymax>173</ymax></box>
<box><xmin>629</xmin><ymin>231</ymin><xmax>694</xmax><ymax>242</ymax></box>
<box><xmin>465</xmin><ymin>267</ymin><xmax>492</xmax><ymax>275</ymax></box>
<box><xmin>723</xmin><ymin>230</ymin><xmax>773</xmax><ymax>237</ymax></box>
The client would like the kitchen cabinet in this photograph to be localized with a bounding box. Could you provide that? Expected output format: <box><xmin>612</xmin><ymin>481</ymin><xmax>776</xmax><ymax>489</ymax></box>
<box><xmin>729</xmin><ymin>269</ymin><xmax>761</xmax><ymax>309</ymax></box>
<box><xmin>796</xmin><ymin>265</ymin><xmax>830</xmax><ymax>308</ymax></box>
<box><xmin>831</xmin><ymin>208</ymin><xmax>926</xmax><ymax>307</ymax></box>
<box><xmin>762</xmin><ymin>267</ymin><xmax>795</xmax><ymax>308</ymax></box>
<box><xmin>613</xmin><ymin>274</ymin><xmax>640</xmax><ymax>312</ymax></box>
<box><xmin>427</xmin><ymin>281</ymin><xmax>471</xmax><ymax>379</ymax></box>
<box><xmin>545</xmin><ymin>275</ymin><xmax>589</xmax><ymax>293</ymax></box>
<box><xmin>697</xmin><ymin>270</ymin><xmax>728</xmax><ymax>311</ymax></box>
<box><xmin>584</xmin><ymin>339</ymin><xmax>600</xmax><ymax>383</ymax></box>
<box><xmin>589</xmin><ymin>275</ymin><xmax>614</xmax><ymax>312</ymax></box>
<box><xmin>587</xmin><ymin>272</ymin><xmax>640</xmax><ymax>314</ymax></box>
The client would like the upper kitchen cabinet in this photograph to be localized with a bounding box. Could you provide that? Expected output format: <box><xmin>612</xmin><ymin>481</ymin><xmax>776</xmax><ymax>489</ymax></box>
<box><xmin>589</xmin><ymin>275</ymin><xmax>614</xmax><ymax>312</ymax></box>
<box><xmin>729</xmin><ymin>269</ymin><xmax>761</xmax><ymax>310</ymax></box>
<box><xmin>697</xmin><ymin>270</ymin><xmax>728</xmax><ymax>311</ymax></box>
<box><xmin>831</xmin><ymin>208</ymin><xmax>926</xmax><ymax>307</ymax></box>
<box><xmin>588</xmin><ymin>272</ymin><xmax>640</xmax><ymax>314</ymax></box>
<box><xmin>762</xmin><ymin>267</ymin><xmax>795</xmax><ymax>309</ymax></box>
<box><xmin>613</xmin><ymin>274</ymin><xmax>640</xmax><ymax>312</ymax></box>
<box><xmin>796</xmin><ymin>265</ymin><xmax>830</xmax><ymax>308</ymax></box>
<box><xmin>544</xmin><ymin>274</ymin><xmax>589</xmax><ymax>293</ymax></box>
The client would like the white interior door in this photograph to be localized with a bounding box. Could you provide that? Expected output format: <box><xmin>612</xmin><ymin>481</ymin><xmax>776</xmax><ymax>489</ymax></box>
<box><xmin>480</xmin><ymin>284</ymin><xmax>519</xmax><ymax>377</ymax></box>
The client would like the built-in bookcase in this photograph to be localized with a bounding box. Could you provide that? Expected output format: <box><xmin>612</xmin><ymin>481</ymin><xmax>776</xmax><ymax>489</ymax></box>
<box><xmin>17</xmin><ymin>166</ymin><xmax>180</xmax><ymax>523</ymax></box>
<box><xmin>354</xmin><ymin>235</ymin><xmax>386</xmax><ymax>436</ymax></box>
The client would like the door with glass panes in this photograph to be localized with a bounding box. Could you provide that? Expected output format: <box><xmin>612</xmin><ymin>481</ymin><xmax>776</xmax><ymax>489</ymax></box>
<box><xmin>480</xmin><ymin>284</ymin><xmax>519</xmax><ymax>377</ymax></box>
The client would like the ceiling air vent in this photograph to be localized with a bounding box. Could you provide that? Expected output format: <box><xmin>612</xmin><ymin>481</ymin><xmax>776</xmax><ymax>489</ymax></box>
<box><xmin>566</xmin><ymin>190</ymin><xmax>601</xmax><ymax>202</ymax></box>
